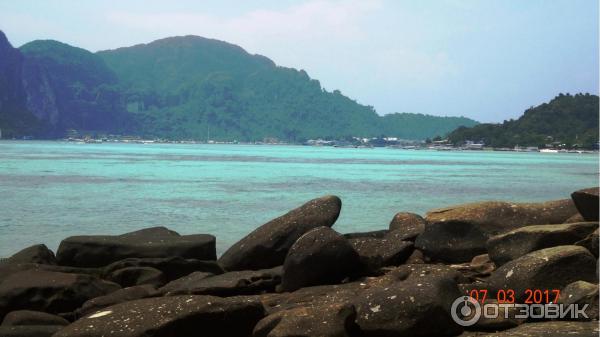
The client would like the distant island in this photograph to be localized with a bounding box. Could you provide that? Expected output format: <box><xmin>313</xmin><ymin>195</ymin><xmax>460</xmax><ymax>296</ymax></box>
<box><xmin>0</xmin><ymin>31</ymin><xmax>477</xmax><ymax>142</ymax></box>
<box><xmin>448</xmin><ymin>93</ymin><xmax>599</xmax><ymax>149</ymax></box>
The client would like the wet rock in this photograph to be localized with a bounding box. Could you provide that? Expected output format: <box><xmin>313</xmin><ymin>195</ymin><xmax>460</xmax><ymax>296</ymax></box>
<box><xmin>0</xmin><ymin>325</ymin><xmax>63</xmax><ymax>337</ymax></box>
<box><xmin>576</xmin><ymin>228</ymin><xmax>599</xmax><ymax>258</ymax></box>
<box><xmin>106</xmin><ymin>266</ymin><xmax>166</xmax><ymax>287</ymax></box>
<box><xmin>416</xmin><ymin>199</ymin><xmax>577</xmax><ymax>263</ymax></box>
<box><xmin>571</xmin><ymin>187</ymin><xmax>599</xmax><ymax>221</ymax></box>
<box><xmin>56</xmin><ymin>226</ymin><xmax>216</xmax><ymax>267</ymax></box>
<box><xmin>4</xmin><ymin>245</ymin><xmax>57</xmax><ymax>265</ymax></box>
<box><xmin>476</xmin><ymin>321</ymin><xmax>599</xmax><ymax>336</ymax></box>
<box><xmin>487</xmin><ymin>222</ymin><xmax>598</xmax><ymax>266</ymax></box>
<box><xmin>557</xmin><ymin>280</ymin><xmax>599</xmax><ymax>321</ymax></box>
<box><xmin>348</xmin><ymin>237</ymin><xmax>413</xmax><ymax>273</ymax></box>
<box><xmin>1</xmin><ymin>310</ymin><xmax>69</xmax><ymax>326</ymax></box>
<box><xmin>75</xmin><ymin>284</ymin><xmax>158</xmax><ymax>318</ymax></box>
<box><xmin>219</xmin><ymin>195</ymin><xmax>342</xmax><ymax>271</ymax></box>
<box><xmin>281</xmin><ymin>227</ymin><xmax>359</xmax><ymax>292</ymax></box>
<box><xmin>0</xmin><ymin>270</ymin><xmax>120</xmax><ymax>320</ymax></box>
<box><xmin>253</xmin><ymin>303</ymin><xmax>360</xmax><ymax>337</ymax></box>
<box><xmin>160</xmin><ymin>267</ymin><xmax>282</xmax><ymax>296</ymax></box>
<box><xmin>54</xmin><ymin>295</ymin><xmax>265</xmax><ymax>337</ymax></box>
<box><xmin>486</xmin><ymin>246</ymin><xmax>597</xmax><ymax>303</ymax></box>
<box><xmin>354</xmin><ymin>264</ymin><xmax>463</xmax><ymax>337</ymax></box>
<box><xmin>388</xmin><ymin>212</ymin><xmax>427</xmax><ymax>240</ymax></box>
<box><xmin>102</xmin><ymin>257</ymin><xmax>223</xmax><ymax>281</ymax></box>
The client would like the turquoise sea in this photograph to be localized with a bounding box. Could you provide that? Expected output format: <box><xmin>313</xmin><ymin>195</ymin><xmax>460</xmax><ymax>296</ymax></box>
<box><xmin>0</xmin><ymin>141</ymin><xmax>598</xmax><ymax>257</ymax></box>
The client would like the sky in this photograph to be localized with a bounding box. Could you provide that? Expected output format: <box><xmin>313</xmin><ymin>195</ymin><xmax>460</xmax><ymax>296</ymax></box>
<box><xmin>0</xmin><ymin>0</ymin><xmax>598</xmax><ymax>122</ymax></box>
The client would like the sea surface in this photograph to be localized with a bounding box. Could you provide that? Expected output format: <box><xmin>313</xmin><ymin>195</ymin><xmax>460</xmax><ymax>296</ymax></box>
<box><xmin>0</xmin><ymin>141</ymin><xmax>598</xmax><ymax>257</ymax></box>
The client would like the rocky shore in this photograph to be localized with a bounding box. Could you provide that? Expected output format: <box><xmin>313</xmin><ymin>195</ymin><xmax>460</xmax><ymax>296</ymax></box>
<box><xmin>0</xmin><ymin>188</ymin><xmax>598</xmax><ymax>337</ymax></box>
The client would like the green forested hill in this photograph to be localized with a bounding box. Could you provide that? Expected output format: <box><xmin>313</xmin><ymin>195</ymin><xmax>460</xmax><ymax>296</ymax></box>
<box><xmin>448</xmin><ymin>93</ymin><xmax>599</xmax><ymax>148</ymax></box>
<box><xmin>1</xmin><ymin>31</ymin><xmax>477</xmax><ymax>140</ymax></box>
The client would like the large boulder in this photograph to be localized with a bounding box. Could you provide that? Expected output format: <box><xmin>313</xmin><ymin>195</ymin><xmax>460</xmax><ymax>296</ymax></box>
<box><xmin>476</xmin><ymin>321</ymin><xmax>599</xmax><ymax>337</ymax></box>
<box><xmin>102</xmin><ymin>257</ymin><xmax>223</xmax><ymax>282</ymax></box>
<box><xmin>388</xmin><ymin>212</ymin><xmax>427</xmax><ymax>240</ymax></box>
<box><xmin>487</xmin><ymin>222</ymin><xmax>598</xmax><ymax>266</ymax></box>
<box><xmin>0</xmin><ymin>325</ymin><xmax>63</xmax><ymax>337</ymax></box>
<box><xmin>219</xmin><ymin>195</ymin><xmax>342</xmax><ymax>271</ymax></box>
<box><xmin>416</xmin><ymin>199</ymin><xmax>577</xmax><ymax>263</ymax></box>
<box><xmin>486</xmin><ymin>245</ymin><xmax>597</xmax><ymax>303</ymax></box>
<box><xmin>253</xmin><ymin>303</ymin><xmax>360</xmax><ymax>337</ymax></box>
<box><xmin>54</xmin><ymin>295</ymin><xmax>265</xmax><ymax>337</ymax></box>
<box><xmin>75</xmin><ymin>284</ymin><xmax>158</xmax><ymax>318</ymax></box>
<box><xmin>557</xmin><ymin>281</ymin><xmax>599</xmax><ymax>321</ymax></box>
<box><xmin>353</xmin><ymin>264</ymin><xmax>464</xmax><ymax>337</ymax></box>
<box><xmin>4</xmin><ymin>245</ymin><xmax>57</xmax><ymax>265</ymax></box>
<box><xmin>348</xmin><ymin>237</ymin><xmax>413</xmax><ymax>273</ymax></box>
<box><xmin>281</xmin><ymin>227</ymin><xmax>360</xmax><ymax>292</ymax></box>
<box><xmin>0</xmin><ymin>270</ymin><xmax>120</xmax><ymax>320</ymax></box>
<box><xmin>571</xmin><ymin>187</ymin><xmax>599</xmax><ymax>221</ymax></box>
<box><xmin>1</xmin><ymin>310</ymin><xmax>69</xmax><ymax>326</ymax></box>
<box><xmin>160</xmin><ymin>267</ymin><xmax>282</xmax><ymax>296</ymax></box>
<box><xmin>56</xmin><ymin>227</ymin><xmax>216</xmax><ymax>267</ymax></box>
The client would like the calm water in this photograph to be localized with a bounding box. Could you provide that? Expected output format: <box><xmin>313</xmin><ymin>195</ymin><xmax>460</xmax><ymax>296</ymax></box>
<box><xmin>0</xmin><ymin>141</ymin><xmax>598</xmax><ymax>257</ymax></box>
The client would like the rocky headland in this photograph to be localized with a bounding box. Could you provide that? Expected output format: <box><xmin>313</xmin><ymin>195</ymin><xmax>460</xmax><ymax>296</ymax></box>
<box><xmin>0</xmin><ymin>188</ymin><xmax>598</xmax><ymax>337</ymax></box>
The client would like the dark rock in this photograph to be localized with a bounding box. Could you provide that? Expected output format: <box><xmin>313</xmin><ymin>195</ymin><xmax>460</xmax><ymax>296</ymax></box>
<box><xmin>571</xmin><ymin>187</ymin><xmax>599</xmax><ymax>221</ymax></box>
<box><xmin>54</xmin><ymin>295</ymin><xmax>265</xmax><ymax>337</ymax></box>
<box><xmin>576</xmin><ymin>228</ymin><xmax>599</xmax><ymax>258</ymax></box>
<box><xmin>476</xmin><ymin>321</ymin><xmax>599</xmax><ymax>336</ymax></box>
<box><xmin>557</xmin><ymin>281</ymin><xmax>599</xmax><ymax>321</ymax></box>
<box><xmin>0</xmin><ymin>325</ymin><xmax>63</xmax><ymax>337</ymax></box>
<box><xmin>451</xmin><ymin>254</ymin><xmax>496</xmax><ymax>282</ymax></box>
<box><xmin>486</xmin><ymin>245</ymin><xmax>597</xmax><ymax>303</ymax></box>
<box><xmin>160</xmin><ymin>267</ymin><xmax>282</xmax><ymax>296</ymax></box>
<box><xmin>1</xmin><ymin>310</ymin><xmax>69</xmax><ymax>326</ymax></box>
<box><xmin>348</xmin><ymin>237</ymin><xmax>413</xmax><ymax>273</ymax></box>
<box><xmin>281</xmin><ymin>227</ymin><xmax>359</xmax><ymax>292</ymax></box>
<box><xmin>106</xmin><ymin>266</ymin><xmax>166</xmax><ymax>287</ymax></box>
<box><xmin>75</xmin><ymin>284</ymin><xmax>158</xmax><ymax>318</ymax></box>
<box><xmin>354</xmin><ymin>264</ymin><xmax>463</xmax><ymax>337</ymax></box>
<box><xmin>0</xmin><ymin>270</ymin><xmax>120</xmax><ymax>320</ymax></box>
<box><xmin>343</xmin><ymin>230</ymin><xmax>388</xmax><ymax>240</ymax></box>
<box><xmin>102</xmin><ymin>257</ymin><xmax>223</xmax><ymax>281</ymax></box>
<box><xmin>405</xmin><ymin>249</ymin><xmax>425</xmax><ymax>264</ymax></box>
<box><xmin>56</xmin><ymin>226</ymin><xmax>216</xmax><ymax>267</ymax></box>
<box><xmin>4</xmin><ymin>245</ymin><xmax>56</xmax><ymax>265</ymax></box>
<box><xmin>465</xmin><ymin>299</ymin><xmax>525</xmax><ymax>331</ymax></box>
<box><xmin>417</xmin><ymin>199</ymin><xmax>578</xmax><ymax>263</ymax></box>
<box><xmin>219</xmin><ymin>195</ymin><xmax>342</xmax><ymax>271</ymax></box>
<box><xmin>487</xmin><ymin>222</ymin><xmax>598</xmax><ymax>266</ymax></box>
<box><xmin>388</xmin><ymin>212</ymin><xmax>427</xmax><ymax>240</ymax></box>
<box><xmin>253</xmin><ymin>303</ymin><xmax>360</xmax><ymax>337</ymax></box>
<box><xmin>0</xmin><ymin>264</ymin><xmax>101</xmax><ymax>284</ymax></box>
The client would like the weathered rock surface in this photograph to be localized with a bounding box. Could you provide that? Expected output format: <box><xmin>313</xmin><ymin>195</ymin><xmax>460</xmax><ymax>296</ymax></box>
<box><xmin>0</xmin><ymin>270</ymin><xmax>120</xmax><ymax>320</ymax></box>
<box><xmin>0</xmin><ymin>325</ymin><xmax>63</xmax><ymax>337</ymax></box>
<box><xmin>54</xmin><ymin>295</ymin><xmax>265</xmax><ymax>337</ymax></box>
<box><xmin>343</xmin><ymin>230</ymin><xmax>388</xmax><ymax>240</ymax></box>
<box><xmin>0</xmin><ymin>263</ymin><xmax>101</xmax><ymax>284</ymax></box>
<box><xmin>75</xmin><ymin>285</ymin><xmax>158</xmax><ymax>318</ymax></box>
<box><xmin>476</xmin><ymin>321</ymin><xmax>599</xmax><ymax>336</ymax></box>
<box><xmin>565</xmin><ymin>213</ymin><xmax>585</xmax><ymax>223</ymax></box>
<box><xmin>486</xmin><ymin>222</ymin><xmax>598</xmax><ymax>266</ymax></box>
<box><xmin>486</xmin><ymin>245</ymin><xmax>597</xmax><ymax>303</ymax></box>
<box><xmin>571</xmin><ymin>187</ymin><xmax>599</xmax><ymax>221</ymax></box>
<box><xmin>4</xmin><ymin>245</ymin><xmax>57</xmax><ymax>265</ymax></box>
<box><xmin>253</xmin><ymin>303</ymin><xmax>360</xmax><ymax>337</ymax></box>
<box><xmin>106</xmin><ymin>266</ymin><xmax>166</xmax><ymax>287</ymax></box>
<box><xmin>219</xmin><ymin>195</ymin><xmax>342</xmax><ymax>271</ymax></box>
<box><xmin>388</xmin><ymin>212</ymin><xmax>427</xmax><ymax>240</ymax></box>
<box><xmin>416</xmin><ymin>199</ymin><xmax>577</xmax><ymax>262</ymax></box>
<box><xmin>451</xmin><ymin>254</ymin><xmax>496</xmax><ymax>282</ymax></box>
<box><xmin>160</xmin><ymin>267</ymin><xmax>282</xmax><ymax>296</ymax></box>
<box><xmin>1</xmin><ymin>310</ymin><xmax>69</xmax><ymax>326</ymax></box>
<box><xmin>56</xmin><ymin>226</ymin><xmax>216</xmax><ymax>267</ymax></box>
<box><xmin>281</xmin><ymin>227</ymin><xmax>359</xmax><ymax>292</ymax></box>
<box><xmin>102</xmin><ymin>257</ymin><xmax>223</xmax><ymax>281</ymax></box>
<box><xmin>576</xmin><ymin>228</ymin><xmax>599</xmax><ymax>258</ymax></box>
<box><xmin>557</xmin><ymin>280</ymin><xmax>599</xmax><ymax>321</ymax></box>
<box><xmin>348</xmin><ymin>237</ymin><xmax>413</xmax><ymax>273</ymax></box>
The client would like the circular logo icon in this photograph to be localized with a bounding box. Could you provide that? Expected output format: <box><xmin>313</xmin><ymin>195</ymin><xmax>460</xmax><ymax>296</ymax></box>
<box><xmin>450</xmin><ymin>296</ymin><xmax>481</xmax><ymax>326</ymax></box>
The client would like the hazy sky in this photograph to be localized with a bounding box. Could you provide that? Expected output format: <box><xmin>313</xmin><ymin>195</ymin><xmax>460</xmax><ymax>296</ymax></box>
<box><xmin>1</xmin><ymin>0</ymin><xmax>598</xmax><ymax>122</ymax></box>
